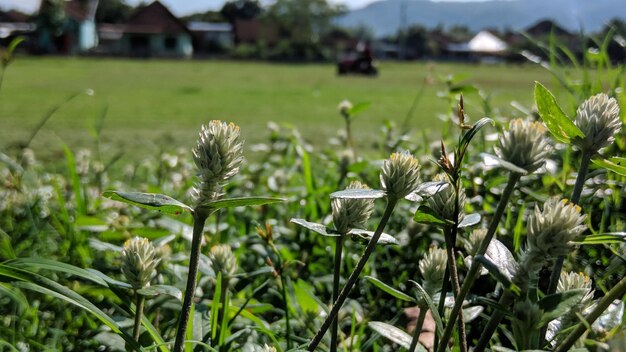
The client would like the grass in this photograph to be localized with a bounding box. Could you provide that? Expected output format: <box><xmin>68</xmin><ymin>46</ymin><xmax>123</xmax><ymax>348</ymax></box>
<box><xmin>0</xmin><ymin>57</ymin><xmax>552</xmax><ymax>161</ymax></box>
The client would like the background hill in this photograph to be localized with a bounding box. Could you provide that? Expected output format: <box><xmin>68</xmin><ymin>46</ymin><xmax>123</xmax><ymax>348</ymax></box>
<box><xmin>338</xmin><ymin>0</ymin><xmax>625</xmax><ymax>37</ymax></box>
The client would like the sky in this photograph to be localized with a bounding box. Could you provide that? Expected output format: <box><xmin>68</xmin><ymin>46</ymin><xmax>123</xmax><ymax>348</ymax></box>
<box><xmin>0</xmin><ymin>0</ymin><xmax>490</xmax><ymax>16</ymax></box>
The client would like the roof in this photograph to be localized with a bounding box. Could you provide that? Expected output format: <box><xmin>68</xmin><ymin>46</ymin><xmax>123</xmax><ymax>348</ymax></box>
<box><xmin>187</xmin><ymin>22</ymin><xmax>232</xmax><ymax>32</ymax></box>
<box><xmin>0</xmin><ymin>10</ymin><xmax>30</xmax><ymax>23</ymax></box>
<box><xmin>124</xmin><ymin>1</ymin><xmax>190</xmax><ymax>35</ymax></box>
<box><xmin>467</xmin><ymin>31</ymin><xmax>508</xmax><ymax>53</ymax></box>
<box><xmin>525</xmin><ymin>20</ymin><xmax>573</xmax><ymax>37</ymax></box>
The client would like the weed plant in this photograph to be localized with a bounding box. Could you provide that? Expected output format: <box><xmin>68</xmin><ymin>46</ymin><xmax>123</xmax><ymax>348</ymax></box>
<box><xmin>1</xmin><ymin>35</ymin><xmax>626</xmax><ymax>351</ymax></box>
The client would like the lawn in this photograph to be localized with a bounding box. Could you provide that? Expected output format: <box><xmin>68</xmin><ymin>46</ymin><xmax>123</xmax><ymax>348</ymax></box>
<box><xmin>0</xmin><ymin>57</ymin><xmax>552</xmax><ymax>161</ymax></box>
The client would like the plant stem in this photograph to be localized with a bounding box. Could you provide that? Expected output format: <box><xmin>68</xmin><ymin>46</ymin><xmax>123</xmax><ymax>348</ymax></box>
<box><xmin>173</xmin><ymin>211</ymin><xmax>209</xmax><ymax>352</ymax></box>
<box><xmin>279</xmin><ymin>271</ymin><xmax>292</xmax><ymax>350</ymax></box>
<box><xmin>308</xmin><ymin>198</ymin><xmax>398</xmax><ymax>351</ymax></box>
<box><xmin>547</xmin><ymin>150</ymin><xmax>592</xmax><ymax>295</ymax></box>
<box><xmin>345</xmin><ymin>117</ymin><xmax>357</xmax><ymax>160</ymax></box>
<box><xmin>555</xmin><ymin>276</ymin><xmax>626</xmax><ymax>352</ymax></box>
<box><xmin>133</xmin><ymin>294</ymin><xmax>145</xmax><ymax>348</ymax></box>
<box><xmin>217</xmin><ymin>274</ymin><xmax>228</xmax><ymax>351</ymax></box>
<box><xmin>435</xmin><ymin>173</ymin><xmax>520</xmax><ymax>352</ymax></box>
<box><xmin>331</xmin><ymin>236</ymin><xmax>345</xmax><ymax>352</ymax></box>
<box><xmin>473</xmin><ymin>291</ymin><xmax>515</xmax><ymax>352</ymax></box>
<box><xmin>409</xmin><ymin>307</ymin><xmax>428</xmax><ymax>352</ymax></box>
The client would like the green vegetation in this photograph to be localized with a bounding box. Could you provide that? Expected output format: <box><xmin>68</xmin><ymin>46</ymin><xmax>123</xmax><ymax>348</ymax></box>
<box><xmin>0</xmin><ymin>58</ymin><xmax>552</xmax><ymax>161</ymax></box>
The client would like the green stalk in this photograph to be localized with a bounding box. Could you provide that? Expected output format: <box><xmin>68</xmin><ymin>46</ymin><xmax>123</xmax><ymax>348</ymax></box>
<box><xmin>547</xmin><ymin>150</ymin><xmax>592</xmax><ymax>295</ymax></box>
<box><xmin>279</xmin><ymin>271</ymin><xmax>292</xmax><ymax>349</ymax></box>
<box><xmin>308</xmin><ymin>198</ymin><xmax>398</xmax><ymax>351</ymax></box>
<box><xmin>331</xmin><ymin>236</ymin><xmax>345</xmax><ymax>352</ymax></box>
<box><xmin>555</xmin><ymin>276</ymin><xmax>626</xmax><ymax>352</ymax></box>
<box><xmin>133</xmin><ymin>294</ymin><xmax>145</xmax><ymax>342</ymax></box>
<box><xmin>435</xmin><ymin>173</ymin><xmax>520</xmax><ymax>352</ymax></box>
<box><xmin>473</xmin><ymin>291</ymin><xmax>515</xmax><ymax>352</ymax></box>
<box><xmin>542</xmin><ymin>150</ymin><xmax>592</xmax><ymax>345</ymax></box>
<box><xmin>217</xmin><ymin>273</ymin><xmax>228</xmax><ymax>351</ymax></box>
<box><xmin>173</xmin><ymin>210</ymin><xmax>209</xmax><ymax>352</ymax></box>
<box><xmin>409</xmin><ymin>307</ymin><xmax>428</xmax><ymax>352</ymax></box>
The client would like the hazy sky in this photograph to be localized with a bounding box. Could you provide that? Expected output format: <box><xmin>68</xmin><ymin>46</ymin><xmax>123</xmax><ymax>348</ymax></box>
<box><xmin>0</xmin><ymin>0</ymin><xmax>490</xmax><ymax>16</ymax></box>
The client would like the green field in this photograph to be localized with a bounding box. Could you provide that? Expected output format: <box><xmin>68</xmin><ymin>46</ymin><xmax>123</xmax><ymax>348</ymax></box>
<box><xmin>0</xmin><ymin>57</ymin><xmax>552</xmax><ymax>160</ymax></box>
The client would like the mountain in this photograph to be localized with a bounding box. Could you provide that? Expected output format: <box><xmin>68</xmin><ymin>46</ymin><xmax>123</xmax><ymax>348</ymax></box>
<box><xmin>338</xmin><ymin>0</ymin><xmax>625</xmax><ymax>37</ymax></box>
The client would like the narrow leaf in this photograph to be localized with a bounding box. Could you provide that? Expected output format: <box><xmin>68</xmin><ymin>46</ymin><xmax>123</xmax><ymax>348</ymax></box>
<box><xmin>534</xmin><ymin>82</ymin><xmax>584</xmax><ymax>143</ymax></box>
<box><xmin>200</xmin><ymin>196</ymin><xmax>284</xmax><ymax>211</ymax></box>
<box><xmin>481</xmin><ymin>153</ymin><xmax>529</xmax><ymax>175</ymax></box>
<box><xmin>458</xmin><ymin>213</ymin><xmax>481</xmax><ymax>228</ymax></box>
<box><xmin>592</xmin><ymin>157</ymin><xmax>626</xmax><ymax>176</ymax></box>
<box><xmin>538</xmin><ymin>289</ymin><xmax>587</xmax><ymax>326</ymax></box>
<box><xmin>138</xmin><ymin>285</ymin><xmax>183</xmax><ymax>300</ymax></box>
<box><xmin>474</xmin><ymin>255</ymin><xmax>521</xmax><ymax>296</ymax></box>
<box><xmin>413</xmin><ymin>206</ymin><xmax>454</xmax><ymax>226</ymax></box>
<box><xmin>367</xmin><ymin>321</ymin><xmax>413</xmax><ymax>350</ymax></box>
<box><xmin>103</xmin><ymin>190</ymin><xmax>193</xmax><ymax>215</ymax></box>
<box><xmin>348</xmin><ymin>102</ymin><xmax>371</xmax><ymax>118</ymax></box>
<box><xmin>330</xmin><ymin>188</ymin><xmax>386</xmax><ymax>199</ymax></box>
<box><xmin>349</xmin><ymin>229</ymin><xmax>398</xmax><ymax>246</ymax></box>
<box><xmin>7</xmin><ymin>258</ymin><xmax>108</xmax><ymax>286</ymax></box>
<box><xmin>573</xmin><ymin>233</ymin><xmax>626</xmax><ymax>244</ymax></box>
<box><xmin>408</xmin><ymin>280</ymin><xmax>445</xmax><ymax>338</ymax></box>
<box><xmin>365</xmin><ymin>276</ymin><xmax>415</xmax><ymax>302</ymax></box>
<box><xmin>459</xmin><ymin>117</ymin><xmax>494</xmax><ymax>152</ymax></box>
<box><xmin>405</xmin><ymin>181</ymin><xmax>449</xmax><ymax>202</ymax></box>
<box><xmin>290</xmin><ymin>218</ymin><xmax>341</xmax><ymax>237</ymax></box>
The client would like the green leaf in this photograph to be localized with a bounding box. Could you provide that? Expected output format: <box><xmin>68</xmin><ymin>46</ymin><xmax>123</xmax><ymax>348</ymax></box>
<box><xmin>408</xmin><ymin>280</ymin><xmax>445</xmax><ymax>339</ymax></box>
<box><xmin>293</xmin><ymin>279</ymin><xmax>318</xmax><ymax>314</ymax></box>
<box><xmin>0</xmin><ymin>229</ymin><xmax>16</xmax><ymax>259</ymax></box>
<box><xmin>413</xmin><ymin>206</ymin><xmax>454</xmax><ymax>227</ymax></box>
<box><xmin>102</xmin><ymin>190</ymin><xmax>193</xmax><ymax>215</ymax></box>
<box><xmin>573</xmin><ymin>232</ymin><xmax>626</xmax><ymax>244</ymax></box>
<box><xmin>458</xmin><ymin>213</ymin><xmax>481</xmax><ymax>228</ymax></box>
<box><xmin>484</xmin><ymin>239</ymin><xmax>516</xmax><ymax>280</ymax></box>
<box><xmin>534</xmin><ymin>82</ymin><xmax>584</xmax><ymax>143</ymax></box>
<box><xmin>592</xmin><ymin>157</ymin><xmax>626</xmax><ymax>176</ymax></box>
<box><xmin>290</xmin><ymin>218</ymin><xmax>341</xmax><ymax>237</ymax></box>
<box><xmin>137</xmin><ymin>285</ymin><xmax>183</xmax><ymax>300</ymax></box>
<box><xmin>405</xmin><ymin>181</ymin><xmax>449</xmax><ymax>202</ymax></box>
<box><xmin>474</xmin><ymin>255</ymin><xmax>521</xmax><ymax>296</ymax></box>
<box><xmin>349</xmin><ymin>229</ymin><xmax>398</xmax><ymax>246</ymax></box>
<box><xmin>199</xmin><ymin>196</ymin><xmax>284</xmax><ymax>211</ymax></box>
<box><xmin>330</xmin><ymin>188</ymin><xmax>386</xmax><ymax>199</ymax></box>
<box><xmin>538</xmin><ymin>289</ymin><xmax>587</xmax><ymax>326</ymax></box>
<box><xmin>7</xmin><ymin>258</ymin><xmax>108</xmax><ymax>287</ymax></box>
<box><xmin>64</xmin><ymin>145</ymin><xmax>87</xmax><ymax>215</ymax></box>
<box><xmin>367</xmin><ymin>321</ymin><xmax>413</xmax><ymax>350</ymax></box>
<box><xmin>459</xmin><ymin>117</ymin><xmax>494</xmax><ymax>154</ymax></box>
<box><xmin>481</xmin><ymin>153</ymin><xmax>529</xmax><ymax>175</ymax></box>
<box><xmin>348</xmin><ymin>102</ymin><xmax>371</xmax><ymax>118</ymax></box>
<box><xmin>0</xmin><ymin>283</ymin><xmax>29</xmax><ymax>314</ymax></box>
<box><xmin>365</xmin><ymin>276</ymin><xmax>415</xmax><ymax>302</ymax></box>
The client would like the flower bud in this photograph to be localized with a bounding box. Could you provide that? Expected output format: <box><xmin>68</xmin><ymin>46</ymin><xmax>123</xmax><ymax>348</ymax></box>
<box><xmin>209</xmin><ymin>244</ymin><xmax>238</xmax><ymax>279</ymax></box>
<box><xmin>558</xmin><ymin>271</ymin><xmax>594</xmax><ymax>307</ymax></box>
<box><xmin>338</xmin><ymin>100</ymin><xmax>353</xmax><ymax>118</ymax></box>
<box><xmin>192</xmin><ymin>120</ymin><xmax>244</xmax><ymax>204</ymax></box>
<box><xmin>494</xmin><ymin>118</ymin><xmax>552</xmax><ymax>173</ymax></box>
<box><xmin>427</xmin><ymin>174</ymin><xmax>465</xmax><ymax>224</ymax></box>
<box><xmin>573</xmin><ymin>93</ymin><xmax>621</xmax><ymax>153</ymax></box>
<box><xmin>122</xmin><ymin>237</ymin><xmax>160</xmax><ymax>290</ymax></box>
<box><xmin>419</xmin><ymin>246</ymin><xmax>448</xmax><ymax>297</ymax></box>
<box><xmin>260</xmin><ymin>345</ymin><xmax>277</xmax><ymax>352</ymax></box>
<box><xmin>380</xmin><ymin>151</ymin><xmax>420</xmax><ymax>199</ymax></box>
<box><xmin>465</xmin><ymin>228</ymin><xmax>487</xmax><ymax>256</ymax></box>
<box><xmin>332</xmin><ymin>180</ymin><xmax>375</xmax><ymax>234</ymax></box>
<box><xmin>526</xmin><ymin>198</ymin><xmax>587</xmax><ymax>260</ymax></box>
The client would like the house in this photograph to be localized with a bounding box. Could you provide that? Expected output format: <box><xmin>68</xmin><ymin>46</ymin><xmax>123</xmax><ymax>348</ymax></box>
<box><xmin>118</xmin><ymin>1</ymin><xmax>193</xmax><ymax>58</ymax></box>
<box><xmin>35</xmin><ymin>0</ymin><xmax>99</xmax><ymax>54</ymax></box>
<box><xmin>0</xmin><ymin>10</ymin><xmax>35</xmax><ymax>46</ymax></box>
<box><xmin>187</xmin><ymin>21</ymin><xmax>233</xmax><ymax>55</ymax></box>
<box><xmin>447</xmin><ymin>30</ymin><xmax>508</xmax><ymax>62</ymax></box>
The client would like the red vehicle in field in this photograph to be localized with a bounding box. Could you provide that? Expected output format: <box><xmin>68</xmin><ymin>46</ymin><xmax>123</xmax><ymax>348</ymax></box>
<box><xmin>337</xmin><ymin>41</ymin><xmax>378</xmax><ymax>76</ymax></box>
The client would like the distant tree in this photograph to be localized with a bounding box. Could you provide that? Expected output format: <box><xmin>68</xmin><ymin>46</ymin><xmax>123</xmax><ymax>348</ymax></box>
<box><xmin>264</xmin><ymin>0</ymin><xmax>346</xmax><ymax>60</ymax></box>
<box><xmin>599</xmin><ymin>18</ymin><xmax>626</xmax><ymax>63</ymax></box>
<box><xmin>95</xmin><ymin>0</ymin><xmax>133</xmax><ymax>24</ymax></box>
<box><xmin>220</xmin><ymin>0</ymin><xmax>262</xmax><ymax>23</ymax></box>
<box><xmin>181</xmin><ymin>11</ymin><xmax>225</xmax><ymax>23</ymax></box>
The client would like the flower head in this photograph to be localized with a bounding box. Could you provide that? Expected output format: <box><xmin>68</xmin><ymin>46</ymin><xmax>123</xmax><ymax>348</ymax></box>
<box><xmin>338</xmin><ymin>100</ymin><xmax>353</xmax><ymax>118</ymax></box>
<box><xmin>209</xmin><ymin>244</ymin><xmax>238</xmax><ymax>279</ymax></box>
<box><xmin>527</xmin><ymin>198</ymin><xmax>587</xmax><ymax>260</ymax></box>
<box><xmin>122</xmin><ymin>237</ymin><xmax>160</xmax><ymax>290</ymax></box>
<box><xmin>419</xmin><ymin>246</ymin><xmax>448</xmax><ymax>296</ymax></box>
<box><xmin>558</xmin><ymin>271</ymin><xmax>594</xmax><ymax>307</ymax></box>
<box><xmin>573</xmin><ymin>93</ymin><xmax>621</xmax><ymax>153</ymax></box>
<box><xmin>495</xmin><ymin>119</ymin><xmax>552</xmax><ymax>173</ymax></box>
<box><xmin>260</xmin><ymin>345</ymin><xmax>277</xmax><ymax>352</ymax></box>
<box><xmin>380</xmin><ymin>151</ymin><xmax>420</xmax><ymax>199</ymax></box>
<box><xmin>427</xmin><ymin>174</ymin><xmax>465</xmax><ymax>224</ymax></box>
<box><xmin>332</xmin><ymin>180</ymin><xmax>375</xmax><ymax>234</ymax></box>
<box><xmin>192</xmin><ymin>120</ymin><xmax>244</xmax><ymax>204</ymax></box>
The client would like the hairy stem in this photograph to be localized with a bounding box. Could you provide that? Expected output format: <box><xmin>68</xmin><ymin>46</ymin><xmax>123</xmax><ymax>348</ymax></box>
<box><xmin>132</xmin><ymin>294</ymin><xmax>145</xmax><ymax>345</ymax></box>
<box><xmin>308</xmin><ymin>198</ymin><xmax>398</xmax><ymax>351</ymax></box>
<box><xmin>409</xmin><ymin>307</ymin><xmax>429</xmax><ymax>352</ymax></box>
<box><xmin>280</xmin><ymin>271</ymin><xmax>292</xmax><ymax>349</ymax></box>
<box><xmin>555</xmin><ymin>276</ymin><xmax>626</xmax><ymax>352</ymax></box>
<box><xmin>435</xmin><ymin>173</ymin><xmax>520</xmax><ymax>352</ymax></box>
<box><xmin>331</xmin><ymin>236</ymin><xmax>345</xmax><ymax>352</ymax></box>
<box><xmin>173</xmin><ymin>211</ymin><xmax>209</xmax><ymax>352</ymax></box>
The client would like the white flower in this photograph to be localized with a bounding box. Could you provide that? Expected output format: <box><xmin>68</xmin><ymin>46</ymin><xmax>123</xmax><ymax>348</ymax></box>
<box><xmin>573</xmin><ymin>93</ymin><xmax>621</xmax><ymax>153</ymax></box>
